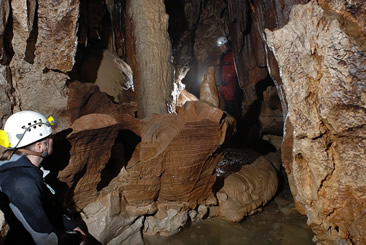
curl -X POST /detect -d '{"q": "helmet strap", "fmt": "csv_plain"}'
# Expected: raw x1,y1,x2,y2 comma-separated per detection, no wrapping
17,148,44,158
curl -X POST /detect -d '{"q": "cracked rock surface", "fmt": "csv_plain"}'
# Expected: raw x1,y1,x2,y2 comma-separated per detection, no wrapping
266,1,366,244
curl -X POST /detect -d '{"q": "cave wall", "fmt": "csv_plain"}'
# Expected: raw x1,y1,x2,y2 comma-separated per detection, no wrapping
6,0,79,130
172,1,365,243
266,1,366,244
0,0,365,244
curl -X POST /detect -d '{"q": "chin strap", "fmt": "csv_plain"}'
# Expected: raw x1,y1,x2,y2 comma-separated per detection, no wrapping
17,149,47,158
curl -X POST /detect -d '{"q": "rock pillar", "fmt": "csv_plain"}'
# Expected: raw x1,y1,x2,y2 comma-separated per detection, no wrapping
126,0,173,118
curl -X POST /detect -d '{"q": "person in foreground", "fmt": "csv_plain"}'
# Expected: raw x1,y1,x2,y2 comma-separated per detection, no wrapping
0,110,86,245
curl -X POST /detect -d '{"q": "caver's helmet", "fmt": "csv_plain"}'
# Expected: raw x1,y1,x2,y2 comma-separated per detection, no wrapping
0,111,56,149
216,36,228,47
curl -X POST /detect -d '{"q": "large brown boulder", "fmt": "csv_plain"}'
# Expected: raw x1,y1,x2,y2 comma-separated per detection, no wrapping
211,155,278,222
47,99,231,243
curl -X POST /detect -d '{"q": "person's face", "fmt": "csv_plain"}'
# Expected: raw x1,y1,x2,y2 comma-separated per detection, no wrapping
219,44,228,53
44,136,54,155
35,136,54,155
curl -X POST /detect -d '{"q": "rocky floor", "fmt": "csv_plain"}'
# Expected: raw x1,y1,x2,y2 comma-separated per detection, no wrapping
144,183,315,245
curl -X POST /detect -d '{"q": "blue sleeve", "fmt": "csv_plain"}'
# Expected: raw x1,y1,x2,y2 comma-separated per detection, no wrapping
3,176,82,245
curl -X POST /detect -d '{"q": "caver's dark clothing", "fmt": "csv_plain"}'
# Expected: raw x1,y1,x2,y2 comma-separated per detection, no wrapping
0,154,83,245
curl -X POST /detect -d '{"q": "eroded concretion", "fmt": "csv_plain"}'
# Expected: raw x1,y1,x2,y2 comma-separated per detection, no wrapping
266,1,366,244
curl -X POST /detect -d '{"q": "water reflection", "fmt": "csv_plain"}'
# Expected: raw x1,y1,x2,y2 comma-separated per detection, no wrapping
144,187,314,245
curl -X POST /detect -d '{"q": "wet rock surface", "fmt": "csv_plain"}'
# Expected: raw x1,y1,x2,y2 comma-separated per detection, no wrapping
144,184,314,245
215,148,258,179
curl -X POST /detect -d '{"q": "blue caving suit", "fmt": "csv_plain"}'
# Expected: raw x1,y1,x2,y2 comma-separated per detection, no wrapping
0,154,83,245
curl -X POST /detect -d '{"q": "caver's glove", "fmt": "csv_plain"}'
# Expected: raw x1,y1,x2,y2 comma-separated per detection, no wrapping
63,208,78,231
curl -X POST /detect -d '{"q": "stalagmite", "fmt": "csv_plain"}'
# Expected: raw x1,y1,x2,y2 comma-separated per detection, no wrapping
200,66,219,108
125,0,173,118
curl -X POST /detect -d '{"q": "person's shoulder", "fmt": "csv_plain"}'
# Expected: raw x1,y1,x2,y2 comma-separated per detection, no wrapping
1,166,39,191
2,174,41,202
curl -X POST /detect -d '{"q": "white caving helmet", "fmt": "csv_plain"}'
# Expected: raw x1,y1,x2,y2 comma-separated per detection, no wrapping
216,36,228,47
1,111,56,149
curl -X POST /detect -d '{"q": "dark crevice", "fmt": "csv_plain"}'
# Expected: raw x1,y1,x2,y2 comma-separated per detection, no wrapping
164,0,186,52
1,6,14,65
24,1,38,64
97,130,141,191
68,0,112,84
233,76,277,154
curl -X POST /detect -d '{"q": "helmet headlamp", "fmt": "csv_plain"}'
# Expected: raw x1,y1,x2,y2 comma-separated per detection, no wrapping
46,115,58,127
0,130,11,148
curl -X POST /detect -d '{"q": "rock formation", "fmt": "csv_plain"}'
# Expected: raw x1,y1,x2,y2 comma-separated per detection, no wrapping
200,67,219,108
1,0,365,244
44,87,233,243
125,0,173,118
212,156,278,222
80,49,134,104
266,1,366,244
0,66,11,127
0,209,8,244
8,0,79,130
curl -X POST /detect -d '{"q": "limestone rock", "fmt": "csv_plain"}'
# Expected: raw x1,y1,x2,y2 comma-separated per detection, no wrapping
0,209,8,243
8,0,80,131
0,0,10,62
68,81,137,123
0,66,12,127
214,156,278,222
262,135,283,152
258,86,283,136
318,0,366,33
81,193,144,245
10,60,70,131
10,0,78,68
143,204,188,236
10,0,35,60
126,0,173,118
200,66,219,108
176,89,198,107
35,0,79,71
46,100,230,241
50,114,128,209
266,1,366,244
123,101,227,209
80,49,134,103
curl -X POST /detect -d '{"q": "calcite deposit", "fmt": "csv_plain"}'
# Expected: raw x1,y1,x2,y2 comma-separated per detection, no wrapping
45,95,232,243
266,1,366,244
212,156,278,222
80,49,134,104
1,0,365,244
0,209,8,242
200,67,219,108
8,0,79,131
0,66,11,126
126,0,173,118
